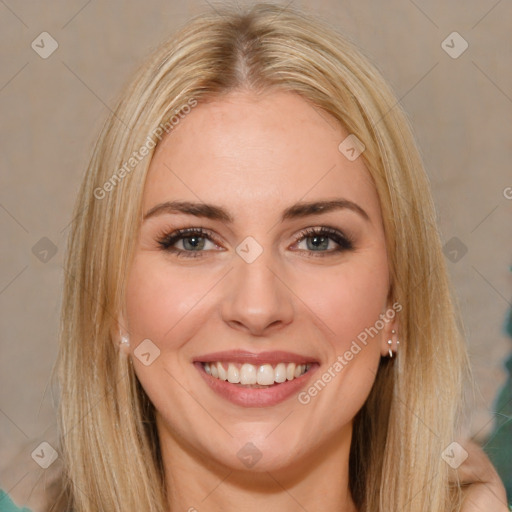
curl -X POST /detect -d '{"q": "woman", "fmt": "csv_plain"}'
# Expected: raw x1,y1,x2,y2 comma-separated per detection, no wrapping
45,3,508,512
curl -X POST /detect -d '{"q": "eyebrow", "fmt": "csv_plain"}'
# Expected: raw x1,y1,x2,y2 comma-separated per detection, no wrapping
143,199,370,223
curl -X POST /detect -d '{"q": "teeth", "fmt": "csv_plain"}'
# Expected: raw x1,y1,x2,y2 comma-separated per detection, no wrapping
286,363,295,381
275,362,287,383
217,362,227,381
240,363,257,385
203,361,311,385
227,363,240,384
257,364,275,385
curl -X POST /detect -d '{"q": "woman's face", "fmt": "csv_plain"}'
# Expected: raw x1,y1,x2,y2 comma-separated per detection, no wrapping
124,90,395,474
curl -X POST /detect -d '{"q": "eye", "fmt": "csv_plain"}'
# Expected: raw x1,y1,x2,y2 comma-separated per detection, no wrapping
292,226,354,257
156,226,354,259
156,227,223,258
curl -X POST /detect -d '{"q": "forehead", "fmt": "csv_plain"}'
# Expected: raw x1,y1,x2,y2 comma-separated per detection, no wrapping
142,90,381,224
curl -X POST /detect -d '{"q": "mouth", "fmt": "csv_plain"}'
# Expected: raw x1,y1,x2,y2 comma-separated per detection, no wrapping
193,350,319,407
202,361,312,388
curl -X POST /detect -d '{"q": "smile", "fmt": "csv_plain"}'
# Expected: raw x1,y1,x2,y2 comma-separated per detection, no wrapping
194,350,319,407
203,361,311,387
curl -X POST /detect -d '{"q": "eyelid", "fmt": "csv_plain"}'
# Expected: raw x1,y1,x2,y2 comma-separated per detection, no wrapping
291,226,354,255
156,226,223,249
155,224,354,259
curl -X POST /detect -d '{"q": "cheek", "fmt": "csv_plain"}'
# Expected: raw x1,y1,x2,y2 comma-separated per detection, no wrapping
124,254,209,341
295,252,390,348
292,255,389,425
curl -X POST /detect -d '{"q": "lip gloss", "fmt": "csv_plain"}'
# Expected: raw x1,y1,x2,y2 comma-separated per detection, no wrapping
194,361,319,407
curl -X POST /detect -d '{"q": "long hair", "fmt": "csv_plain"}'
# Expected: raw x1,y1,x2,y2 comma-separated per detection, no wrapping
54,3,470,511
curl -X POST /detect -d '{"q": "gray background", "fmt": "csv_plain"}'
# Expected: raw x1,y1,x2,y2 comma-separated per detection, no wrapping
1,0,511,509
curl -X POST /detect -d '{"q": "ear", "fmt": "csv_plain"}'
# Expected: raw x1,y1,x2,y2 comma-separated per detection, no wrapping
379,300,402,358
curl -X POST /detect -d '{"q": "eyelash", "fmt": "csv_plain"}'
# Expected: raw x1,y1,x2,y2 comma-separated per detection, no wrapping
156,226,354,259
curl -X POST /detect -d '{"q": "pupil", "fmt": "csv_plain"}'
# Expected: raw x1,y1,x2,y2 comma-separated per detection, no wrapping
308,235,328,251
184,236,204,250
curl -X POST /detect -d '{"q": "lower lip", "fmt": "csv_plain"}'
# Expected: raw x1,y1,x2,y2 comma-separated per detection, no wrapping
194,362,319,407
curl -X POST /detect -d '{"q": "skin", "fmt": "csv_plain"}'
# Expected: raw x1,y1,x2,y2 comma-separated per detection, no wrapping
454,439,509,511
120,90,507,511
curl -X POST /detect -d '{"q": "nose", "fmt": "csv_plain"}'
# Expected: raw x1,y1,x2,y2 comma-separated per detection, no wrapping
220,250,295,337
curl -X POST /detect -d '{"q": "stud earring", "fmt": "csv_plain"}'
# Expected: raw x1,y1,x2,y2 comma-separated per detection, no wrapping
119,333,130,347
387,339,393,358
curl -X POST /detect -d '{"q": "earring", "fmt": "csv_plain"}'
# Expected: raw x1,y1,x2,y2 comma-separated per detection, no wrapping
388,329,400,358
119,333,130,347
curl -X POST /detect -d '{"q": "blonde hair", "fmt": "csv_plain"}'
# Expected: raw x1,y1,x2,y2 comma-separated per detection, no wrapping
54,3,470,511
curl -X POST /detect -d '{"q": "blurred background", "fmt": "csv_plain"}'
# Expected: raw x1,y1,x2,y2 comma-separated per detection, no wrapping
1,0,511,509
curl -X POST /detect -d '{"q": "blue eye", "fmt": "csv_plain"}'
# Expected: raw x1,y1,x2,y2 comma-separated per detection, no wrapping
157,228,220,258
157,226,354,259
293,227,354,256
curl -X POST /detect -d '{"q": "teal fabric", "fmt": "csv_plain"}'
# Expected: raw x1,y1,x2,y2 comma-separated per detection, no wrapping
0,489,32,512
484,304,512,506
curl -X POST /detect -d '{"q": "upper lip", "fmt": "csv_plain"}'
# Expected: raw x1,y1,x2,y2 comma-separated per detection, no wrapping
194,349,319,366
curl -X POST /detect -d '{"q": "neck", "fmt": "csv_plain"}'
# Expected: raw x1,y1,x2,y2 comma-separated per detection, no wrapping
157,414,358,512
